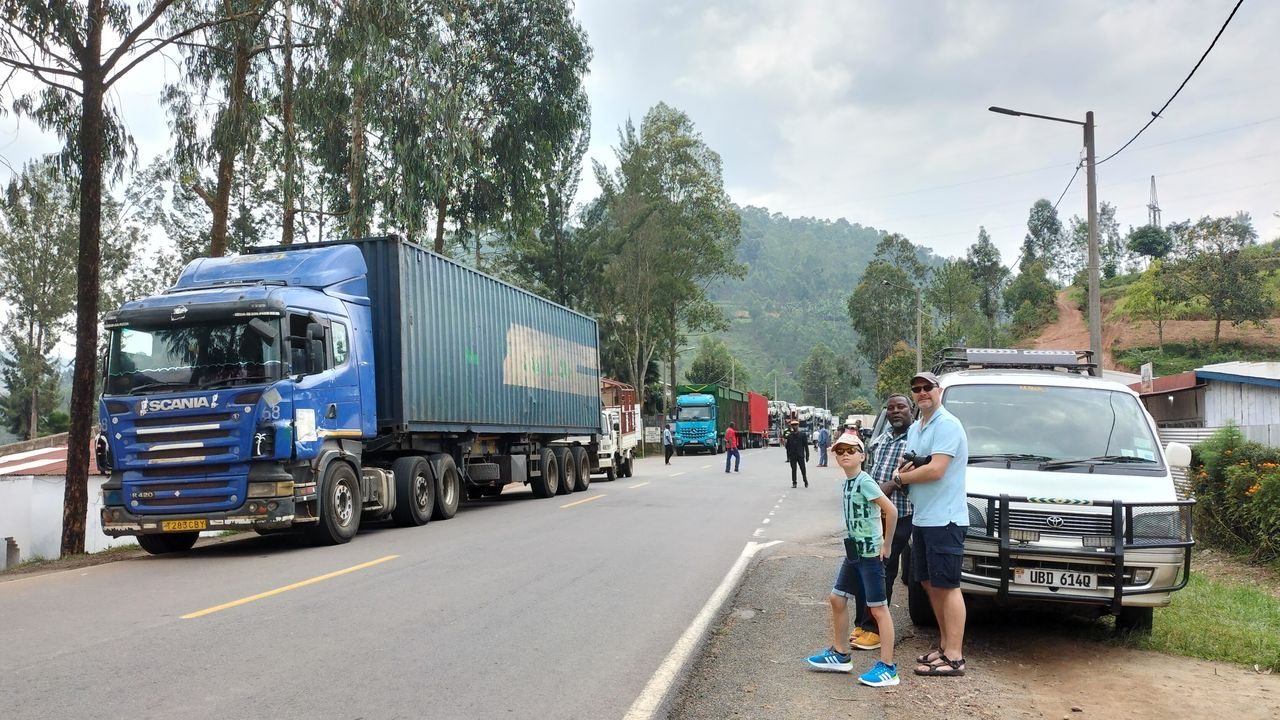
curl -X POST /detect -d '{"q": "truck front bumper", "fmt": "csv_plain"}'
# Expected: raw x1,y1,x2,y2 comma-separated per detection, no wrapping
101,498,297,536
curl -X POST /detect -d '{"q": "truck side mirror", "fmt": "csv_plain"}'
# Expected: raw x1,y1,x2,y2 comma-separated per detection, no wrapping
306,323,325,373
612,422,620,432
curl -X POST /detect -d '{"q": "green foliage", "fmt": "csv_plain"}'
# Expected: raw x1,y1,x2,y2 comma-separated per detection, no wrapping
686,337,748,387
846,234,933,370
874,342,916,400
1127,224,1173,261
1020,198,1064,275
1003,261,1057,338
796,343,851,407
926,259,984,347
1115,342,1280,376
1164,215,1275,346
1110,260,1191,350
965,226,1008,343
1192,426,1280,563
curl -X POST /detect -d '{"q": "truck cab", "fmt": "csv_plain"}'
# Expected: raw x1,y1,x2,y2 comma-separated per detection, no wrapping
674,393,718,455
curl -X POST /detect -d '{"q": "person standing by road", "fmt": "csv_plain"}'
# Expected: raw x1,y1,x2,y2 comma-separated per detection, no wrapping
816,424,831,467
663,425,674,465
850,393,914,652
805,430,899,687
784,419,810,488
724,422,741,473
895,371,969,677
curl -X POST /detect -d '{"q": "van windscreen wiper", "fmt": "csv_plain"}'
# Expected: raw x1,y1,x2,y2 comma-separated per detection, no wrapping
1040,454,1158,470
968,453,1052,467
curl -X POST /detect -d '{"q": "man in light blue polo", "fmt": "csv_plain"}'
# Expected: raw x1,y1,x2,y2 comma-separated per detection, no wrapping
893,370,968,678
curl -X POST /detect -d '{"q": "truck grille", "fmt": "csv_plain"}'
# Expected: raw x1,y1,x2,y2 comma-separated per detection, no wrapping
123,411,246,514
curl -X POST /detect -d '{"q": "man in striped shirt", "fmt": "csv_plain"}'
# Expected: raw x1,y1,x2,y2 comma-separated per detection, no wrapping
850,393,915,651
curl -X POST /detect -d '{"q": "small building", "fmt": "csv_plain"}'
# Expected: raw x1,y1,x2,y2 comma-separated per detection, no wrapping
1129,362,1280,446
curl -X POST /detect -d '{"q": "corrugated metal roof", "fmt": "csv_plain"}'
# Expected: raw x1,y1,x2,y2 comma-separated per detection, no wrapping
1197,361,1280,389
1128,370,1205,396
0,443,102,477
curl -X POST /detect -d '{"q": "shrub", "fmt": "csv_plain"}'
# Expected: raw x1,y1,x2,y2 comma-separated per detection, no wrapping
1192,425,1280,561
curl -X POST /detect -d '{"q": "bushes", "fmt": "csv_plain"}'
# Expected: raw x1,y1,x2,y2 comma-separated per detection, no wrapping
1193,425,1280,562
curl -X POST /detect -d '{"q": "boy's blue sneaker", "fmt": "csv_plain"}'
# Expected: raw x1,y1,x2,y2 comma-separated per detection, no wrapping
805,647,853,673
858,660,900,687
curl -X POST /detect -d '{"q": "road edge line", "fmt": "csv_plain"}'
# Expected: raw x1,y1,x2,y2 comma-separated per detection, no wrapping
622,540,781,720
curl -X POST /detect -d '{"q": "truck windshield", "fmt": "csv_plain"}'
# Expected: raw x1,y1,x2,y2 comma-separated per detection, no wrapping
105,319,283,394
943,384,1163,468
677,406,712,421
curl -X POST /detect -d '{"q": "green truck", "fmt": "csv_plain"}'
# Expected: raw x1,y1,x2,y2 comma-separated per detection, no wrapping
673,384,749,455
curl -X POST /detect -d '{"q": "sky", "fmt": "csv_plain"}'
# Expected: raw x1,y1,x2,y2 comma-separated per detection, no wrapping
574,0,1280,263
1,0,1277,270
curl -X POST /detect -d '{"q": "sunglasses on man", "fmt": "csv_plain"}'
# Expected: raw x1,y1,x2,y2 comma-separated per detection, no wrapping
910,382,935,394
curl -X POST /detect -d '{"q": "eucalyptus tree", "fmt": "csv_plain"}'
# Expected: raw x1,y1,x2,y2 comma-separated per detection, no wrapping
0,0,238,555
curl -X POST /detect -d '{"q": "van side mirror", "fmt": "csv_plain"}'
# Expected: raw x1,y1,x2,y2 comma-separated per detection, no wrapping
1164,442,1192,468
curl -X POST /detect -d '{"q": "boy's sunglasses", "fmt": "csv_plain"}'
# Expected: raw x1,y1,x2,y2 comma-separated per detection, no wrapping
910,382,935,394
831,446,864,456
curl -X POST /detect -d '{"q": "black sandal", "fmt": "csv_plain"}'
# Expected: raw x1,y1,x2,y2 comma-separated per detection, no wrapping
914,654,966,677
915,648,943,664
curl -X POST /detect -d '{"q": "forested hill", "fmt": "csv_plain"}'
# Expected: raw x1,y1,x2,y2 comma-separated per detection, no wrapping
707,206,942,401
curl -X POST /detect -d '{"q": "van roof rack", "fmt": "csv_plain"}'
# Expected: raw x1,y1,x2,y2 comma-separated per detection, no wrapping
933,347,1099,377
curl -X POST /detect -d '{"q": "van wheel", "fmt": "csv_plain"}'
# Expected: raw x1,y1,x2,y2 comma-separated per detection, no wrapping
431,455,461,520
555,447,576,495
307,461,362,545
137,532,199,555
391,456,433,527
1115,607,1153,634
572,446,591,491
531,449,559,498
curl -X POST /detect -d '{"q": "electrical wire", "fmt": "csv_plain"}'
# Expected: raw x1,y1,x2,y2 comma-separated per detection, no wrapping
1097,0,1246,165
1052,162,1083,212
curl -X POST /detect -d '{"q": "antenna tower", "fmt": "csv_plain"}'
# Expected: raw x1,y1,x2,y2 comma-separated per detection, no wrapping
1147,176,1161,227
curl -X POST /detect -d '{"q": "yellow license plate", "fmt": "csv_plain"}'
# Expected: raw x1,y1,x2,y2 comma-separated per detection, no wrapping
161,519,207,532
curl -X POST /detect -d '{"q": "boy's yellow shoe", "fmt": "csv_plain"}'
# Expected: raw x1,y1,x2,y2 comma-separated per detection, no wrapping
852,630,881,651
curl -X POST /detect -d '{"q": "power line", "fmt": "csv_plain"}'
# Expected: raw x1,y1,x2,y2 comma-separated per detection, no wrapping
1098,0,1246,165
1052,161,1083,212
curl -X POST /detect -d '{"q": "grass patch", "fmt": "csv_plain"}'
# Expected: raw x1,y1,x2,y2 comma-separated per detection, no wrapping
1120,573,1280,670
1115,342,1280,375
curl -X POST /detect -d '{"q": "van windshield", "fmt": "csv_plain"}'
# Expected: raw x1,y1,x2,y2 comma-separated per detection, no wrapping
942,384,1163,469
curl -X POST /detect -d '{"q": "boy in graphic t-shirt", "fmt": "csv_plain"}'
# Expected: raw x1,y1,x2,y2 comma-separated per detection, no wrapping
805,431,899,687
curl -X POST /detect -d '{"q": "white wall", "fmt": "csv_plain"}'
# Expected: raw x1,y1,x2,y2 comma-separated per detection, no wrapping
0,476,137,565
1205,380,1280,428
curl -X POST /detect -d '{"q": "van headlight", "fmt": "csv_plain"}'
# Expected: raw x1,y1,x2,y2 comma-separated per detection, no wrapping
1131,509,1187,542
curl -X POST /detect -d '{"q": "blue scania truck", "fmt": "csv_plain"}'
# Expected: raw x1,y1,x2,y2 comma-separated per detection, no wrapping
97,236,604,554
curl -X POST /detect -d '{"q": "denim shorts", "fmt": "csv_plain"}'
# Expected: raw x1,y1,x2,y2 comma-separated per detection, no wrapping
833,555,887,607
910,522,966,589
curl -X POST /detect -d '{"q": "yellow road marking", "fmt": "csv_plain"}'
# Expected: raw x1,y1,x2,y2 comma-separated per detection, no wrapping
182,555,399,619
628,482,650,489
561,494,606,509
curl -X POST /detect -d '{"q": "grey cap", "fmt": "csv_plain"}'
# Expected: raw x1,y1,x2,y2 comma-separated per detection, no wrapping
911,371,941,386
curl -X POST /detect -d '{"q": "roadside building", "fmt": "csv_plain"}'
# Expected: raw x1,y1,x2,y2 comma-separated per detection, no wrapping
1130,361,1280,446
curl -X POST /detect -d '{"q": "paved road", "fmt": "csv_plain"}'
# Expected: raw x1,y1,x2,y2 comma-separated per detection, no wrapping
0,448,843,720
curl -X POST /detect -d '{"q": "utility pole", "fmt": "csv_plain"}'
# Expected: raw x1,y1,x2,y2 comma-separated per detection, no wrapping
913,287,922,374
1084,111,1102,370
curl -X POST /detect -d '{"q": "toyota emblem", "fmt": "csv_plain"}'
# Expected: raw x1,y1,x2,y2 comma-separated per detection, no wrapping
1045,516,1064,528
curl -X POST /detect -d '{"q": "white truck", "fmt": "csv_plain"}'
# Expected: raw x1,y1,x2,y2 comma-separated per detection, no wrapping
885,348,1194,633
598,378,641,480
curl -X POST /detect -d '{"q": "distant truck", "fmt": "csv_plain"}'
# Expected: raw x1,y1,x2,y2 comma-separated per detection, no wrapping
600,378,640,480
745,391,768,448
673,384,748,455
96,236,606,554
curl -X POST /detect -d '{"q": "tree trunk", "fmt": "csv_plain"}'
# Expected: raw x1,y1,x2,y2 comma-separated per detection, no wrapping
62,16,106,557
434,183,448,254
348,83,366,239
209,43,252,257
280,0,297,245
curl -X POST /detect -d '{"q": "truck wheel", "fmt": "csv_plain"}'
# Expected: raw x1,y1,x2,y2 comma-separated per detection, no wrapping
1115,607,1153,634
137,532,199,555
622,456,633,478
431,454,461,520
307,460,362,545
555,447,576,495
906,577,936,628
391,456,433,527
572,447,591,491
531,449,559,498
675,447,683,457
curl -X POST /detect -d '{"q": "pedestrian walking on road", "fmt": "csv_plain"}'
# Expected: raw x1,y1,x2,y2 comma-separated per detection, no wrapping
663,425,674,465
816,425,831,467
784,419,809,488
724,422,741,473
805,431,899,687
896,371,969,677
851,393,914,653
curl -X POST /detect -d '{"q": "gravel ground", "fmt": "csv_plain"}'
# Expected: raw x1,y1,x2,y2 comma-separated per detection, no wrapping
670,531,1280,720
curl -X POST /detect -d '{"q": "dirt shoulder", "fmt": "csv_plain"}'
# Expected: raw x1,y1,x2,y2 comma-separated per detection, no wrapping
671,534,1280,720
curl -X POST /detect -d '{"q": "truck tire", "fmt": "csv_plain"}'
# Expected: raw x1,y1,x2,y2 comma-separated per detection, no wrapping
531,448,559,498
390,456,433,527
906,577,936,628
137,532,199,555
307,460,362,545
621,455,633,478
604,456,617,481
572,446,591,491
1115,606,1153,634
675,446,683,457
555,447,576,495
431,454,461,520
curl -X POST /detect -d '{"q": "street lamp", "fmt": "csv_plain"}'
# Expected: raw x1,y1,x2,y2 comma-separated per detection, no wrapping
988,105,1101,369
881,279,923,373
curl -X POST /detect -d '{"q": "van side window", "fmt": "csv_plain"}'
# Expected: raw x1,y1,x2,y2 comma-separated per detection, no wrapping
332,323,349,367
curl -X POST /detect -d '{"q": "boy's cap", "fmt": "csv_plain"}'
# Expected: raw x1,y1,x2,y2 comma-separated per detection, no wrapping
911,371,941,386
831,432,863,449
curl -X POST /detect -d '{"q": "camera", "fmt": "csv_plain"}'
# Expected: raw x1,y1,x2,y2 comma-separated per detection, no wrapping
901,451,932,468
